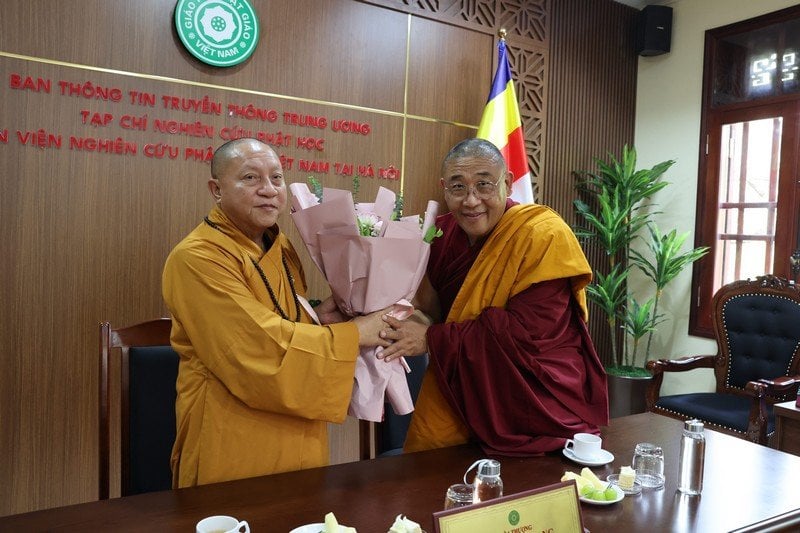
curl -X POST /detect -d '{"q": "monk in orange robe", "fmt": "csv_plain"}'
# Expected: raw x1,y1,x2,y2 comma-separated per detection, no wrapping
163,138,388,487
379,138,609,456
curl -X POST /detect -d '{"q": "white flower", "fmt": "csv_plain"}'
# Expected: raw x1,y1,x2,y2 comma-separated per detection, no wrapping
356,212,383,237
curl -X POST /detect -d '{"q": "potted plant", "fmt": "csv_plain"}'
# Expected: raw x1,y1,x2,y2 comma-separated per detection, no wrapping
573,146,709,416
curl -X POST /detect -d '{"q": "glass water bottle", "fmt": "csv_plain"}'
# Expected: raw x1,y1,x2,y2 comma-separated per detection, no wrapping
471,459,503,503
678,419,705,495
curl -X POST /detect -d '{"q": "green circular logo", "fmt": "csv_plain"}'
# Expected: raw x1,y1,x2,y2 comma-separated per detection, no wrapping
174,0,259,67
508,510,520,526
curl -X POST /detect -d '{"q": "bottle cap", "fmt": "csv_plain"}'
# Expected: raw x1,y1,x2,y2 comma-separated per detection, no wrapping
477,459,501,476
684,419,704,432
463,458,501,484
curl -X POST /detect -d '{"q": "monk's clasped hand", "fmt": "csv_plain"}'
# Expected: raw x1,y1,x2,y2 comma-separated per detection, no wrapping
378,315,428,362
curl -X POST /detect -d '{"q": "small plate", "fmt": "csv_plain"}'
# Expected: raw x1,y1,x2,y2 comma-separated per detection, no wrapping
607,474,643,495
562,447,614,466
579,483,624,506
289,524,349,533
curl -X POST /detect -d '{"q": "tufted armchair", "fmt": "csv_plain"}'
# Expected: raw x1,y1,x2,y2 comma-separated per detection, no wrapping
646,275,800,446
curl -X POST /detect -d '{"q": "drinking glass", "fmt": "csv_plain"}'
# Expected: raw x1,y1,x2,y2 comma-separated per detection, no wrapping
632,442,665,489
444,483,474,509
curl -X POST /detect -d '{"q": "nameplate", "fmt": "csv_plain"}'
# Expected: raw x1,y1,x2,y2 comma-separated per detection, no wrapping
433,481,583,533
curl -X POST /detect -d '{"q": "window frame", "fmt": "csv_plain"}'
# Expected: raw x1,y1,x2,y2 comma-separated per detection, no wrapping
690,5,800,337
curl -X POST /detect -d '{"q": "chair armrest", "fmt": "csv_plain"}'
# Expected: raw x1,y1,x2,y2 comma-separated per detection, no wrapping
744,376,800,398
646,355,716,375
743,376,799,445
645,355,716,412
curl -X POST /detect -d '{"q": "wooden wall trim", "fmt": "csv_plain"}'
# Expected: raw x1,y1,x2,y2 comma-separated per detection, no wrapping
357,0,549,47
359,0,549,197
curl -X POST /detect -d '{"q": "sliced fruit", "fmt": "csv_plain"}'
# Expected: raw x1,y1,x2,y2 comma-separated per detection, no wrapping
561,471,590,492
324,512,339,532
580,467,606,490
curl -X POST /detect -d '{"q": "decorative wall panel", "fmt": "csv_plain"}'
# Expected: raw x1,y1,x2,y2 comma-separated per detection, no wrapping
370,0,548,45
505,41,547,195
360,0,548,197
546,0,638,364
497,0,548,43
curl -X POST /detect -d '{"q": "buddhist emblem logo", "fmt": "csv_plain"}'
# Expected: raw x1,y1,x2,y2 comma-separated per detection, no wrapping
174,0,260,67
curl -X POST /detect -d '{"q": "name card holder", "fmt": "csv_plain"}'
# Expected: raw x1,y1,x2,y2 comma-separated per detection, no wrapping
433,481,584,533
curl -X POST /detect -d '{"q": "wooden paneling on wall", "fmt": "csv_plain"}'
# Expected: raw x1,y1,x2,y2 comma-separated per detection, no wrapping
546,0,639,362
0,0,489,516
0,0,638,517
362,0,549,199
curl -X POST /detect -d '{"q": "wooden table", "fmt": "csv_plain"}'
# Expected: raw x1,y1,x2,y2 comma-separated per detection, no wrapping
775,399,800,456
2,413,800,532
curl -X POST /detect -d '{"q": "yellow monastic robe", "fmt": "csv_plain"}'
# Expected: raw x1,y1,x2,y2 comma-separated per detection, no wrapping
404,204,595,452
162,207,359,488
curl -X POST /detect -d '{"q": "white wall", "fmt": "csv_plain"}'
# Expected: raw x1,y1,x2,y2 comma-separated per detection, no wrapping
633,0,798,395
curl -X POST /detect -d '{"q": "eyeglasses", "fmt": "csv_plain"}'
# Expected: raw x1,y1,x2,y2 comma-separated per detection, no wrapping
443,176,503,201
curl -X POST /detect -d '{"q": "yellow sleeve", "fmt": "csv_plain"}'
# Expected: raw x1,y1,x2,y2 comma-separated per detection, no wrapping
163,239,359,422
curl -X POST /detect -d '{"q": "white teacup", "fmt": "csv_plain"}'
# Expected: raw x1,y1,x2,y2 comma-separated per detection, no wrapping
564,433,602,460
196,515,250,533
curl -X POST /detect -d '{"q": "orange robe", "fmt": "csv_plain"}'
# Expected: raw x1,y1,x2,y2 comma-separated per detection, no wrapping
404,203,609,455
162,207,359,487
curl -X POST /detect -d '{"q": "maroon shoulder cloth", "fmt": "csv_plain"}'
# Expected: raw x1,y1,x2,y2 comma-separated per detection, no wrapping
425,204,609,456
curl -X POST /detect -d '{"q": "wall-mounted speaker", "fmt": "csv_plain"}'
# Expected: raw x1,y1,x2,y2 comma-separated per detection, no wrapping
635,5,673,57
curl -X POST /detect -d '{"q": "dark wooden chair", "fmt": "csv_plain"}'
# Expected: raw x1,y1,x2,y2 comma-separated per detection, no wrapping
98,318,179,499
646,275,800,446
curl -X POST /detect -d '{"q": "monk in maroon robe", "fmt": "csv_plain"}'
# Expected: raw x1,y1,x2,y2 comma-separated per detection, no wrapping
379,138,609,456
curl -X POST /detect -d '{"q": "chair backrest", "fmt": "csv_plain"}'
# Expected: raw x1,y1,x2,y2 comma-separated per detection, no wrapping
712,275,800,395
99,318,178,499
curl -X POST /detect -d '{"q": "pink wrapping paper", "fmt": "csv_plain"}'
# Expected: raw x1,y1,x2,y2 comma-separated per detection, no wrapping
290,183,438,422
349,300,415,421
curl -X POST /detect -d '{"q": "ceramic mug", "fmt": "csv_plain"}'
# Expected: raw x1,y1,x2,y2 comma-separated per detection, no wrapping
196,515,250,533
564,432,602,461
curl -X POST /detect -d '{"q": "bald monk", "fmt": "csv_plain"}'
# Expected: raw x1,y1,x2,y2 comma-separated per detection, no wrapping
163,138,388,487
379,138,609,456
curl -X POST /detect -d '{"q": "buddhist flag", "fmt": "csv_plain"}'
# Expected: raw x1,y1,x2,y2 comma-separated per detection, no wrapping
477,39,534,204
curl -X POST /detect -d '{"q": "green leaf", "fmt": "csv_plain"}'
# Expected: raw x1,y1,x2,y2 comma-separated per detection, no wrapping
423,225,443,243
631,225,710,291
620,298,662,339
392,192,405,221
307,175,323,203
572,145,705,369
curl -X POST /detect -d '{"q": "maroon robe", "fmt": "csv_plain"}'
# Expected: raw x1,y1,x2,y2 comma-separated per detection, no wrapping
423,201,609,456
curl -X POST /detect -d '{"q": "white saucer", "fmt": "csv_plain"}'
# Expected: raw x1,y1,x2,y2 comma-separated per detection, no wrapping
607,474,643,495
289,524,349,533
562,447,614,466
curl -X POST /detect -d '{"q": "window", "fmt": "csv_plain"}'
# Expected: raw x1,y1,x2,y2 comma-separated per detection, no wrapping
691,6,800,336
714,116,780,287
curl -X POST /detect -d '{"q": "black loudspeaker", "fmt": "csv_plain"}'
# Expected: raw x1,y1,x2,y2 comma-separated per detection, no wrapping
635,5,673,57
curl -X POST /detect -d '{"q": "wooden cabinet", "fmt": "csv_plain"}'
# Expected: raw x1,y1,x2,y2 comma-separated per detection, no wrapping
774,400,800,455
